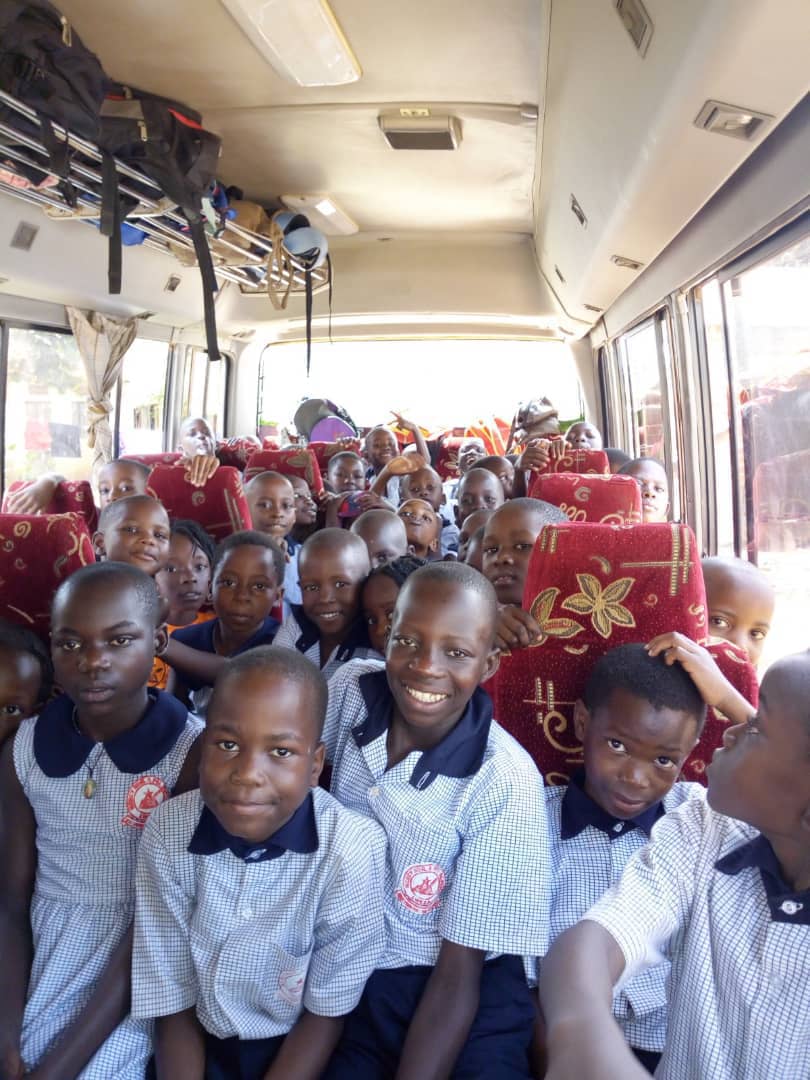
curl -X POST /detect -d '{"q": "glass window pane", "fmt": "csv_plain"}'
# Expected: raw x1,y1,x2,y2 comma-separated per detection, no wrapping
181,350,227,437
723,230,810,670
117,339,169,456
258,339,579,437
621,320,664,458
4,327,96,488
699,279,736,555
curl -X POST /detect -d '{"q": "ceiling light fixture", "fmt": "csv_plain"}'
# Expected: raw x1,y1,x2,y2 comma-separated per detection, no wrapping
221,0,361,86
281,194,359,235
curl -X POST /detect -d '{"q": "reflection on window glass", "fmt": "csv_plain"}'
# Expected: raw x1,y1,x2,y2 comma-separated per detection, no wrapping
257,339,579,437
621,320,664,459
700,279,736,556
4,327,100,487
181,349,227,436
117,339,169,456
723,230,810,670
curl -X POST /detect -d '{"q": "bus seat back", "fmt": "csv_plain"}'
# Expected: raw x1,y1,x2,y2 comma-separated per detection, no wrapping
147,464,250,542
529,472,642,524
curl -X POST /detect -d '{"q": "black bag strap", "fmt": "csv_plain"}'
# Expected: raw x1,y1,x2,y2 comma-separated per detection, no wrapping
99,150,122,292
187,216,221,361
36,111,75,206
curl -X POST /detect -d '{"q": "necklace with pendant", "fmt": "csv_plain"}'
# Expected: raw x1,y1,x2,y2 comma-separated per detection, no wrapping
72,708,103,799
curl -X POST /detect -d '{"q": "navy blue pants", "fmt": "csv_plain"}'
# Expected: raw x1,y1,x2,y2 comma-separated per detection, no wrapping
204,1030,285,1080
325,955,534,1079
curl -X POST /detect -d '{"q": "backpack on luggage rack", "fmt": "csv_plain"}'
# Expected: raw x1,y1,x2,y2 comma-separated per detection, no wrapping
0,0,108,204
98,84,223,360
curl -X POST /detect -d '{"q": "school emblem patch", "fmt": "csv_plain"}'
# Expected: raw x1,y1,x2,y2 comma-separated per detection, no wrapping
278,967,306,1005
121,775,170,828
396,862,446,914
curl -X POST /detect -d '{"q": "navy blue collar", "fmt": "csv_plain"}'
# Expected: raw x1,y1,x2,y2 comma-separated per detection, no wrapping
289,604,370,660
353,669,492,790
188,792,319,863
716,834,810,925
560,770,664,841
33,690,189,777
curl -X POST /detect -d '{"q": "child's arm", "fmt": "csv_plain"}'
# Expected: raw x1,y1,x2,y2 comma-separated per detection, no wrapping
539,922,648,1080
369,454,426,497
0,739,35,1080
4,473,63,515
494,604,543,652
392,414,431,464
180,455,219,487
396,940,486,1080
646,632,755,726
264,1012,344,1080
162,636,228,687
153,1009,205,1080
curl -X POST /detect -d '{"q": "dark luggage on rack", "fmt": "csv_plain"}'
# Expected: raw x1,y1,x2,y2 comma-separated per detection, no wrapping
0,0,108,203
98,85,223,360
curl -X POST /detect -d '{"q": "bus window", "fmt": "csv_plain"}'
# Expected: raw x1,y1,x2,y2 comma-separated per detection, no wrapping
257,338,580,436
721,229,810,669
3,326,100,489
181,348,228,436
698,279,736,556
116,338,170,456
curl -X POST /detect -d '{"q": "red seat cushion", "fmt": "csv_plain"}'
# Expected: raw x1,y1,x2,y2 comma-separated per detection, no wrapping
533,447,610,476
244,448,324,496
215,437,261,471
0,513,95,644
434,436,464,480
147,465,251,542
529,473,642,525
262,437,280,450
307,439,362,474
2,479,99,533
123,452,182,468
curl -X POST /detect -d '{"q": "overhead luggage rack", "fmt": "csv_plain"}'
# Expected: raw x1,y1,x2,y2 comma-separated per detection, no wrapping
0,89,330,297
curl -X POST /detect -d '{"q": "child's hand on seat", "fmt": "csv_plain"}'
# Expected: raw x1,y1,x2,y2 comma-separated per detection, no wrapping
495,604,543,652
5,475,60,515
356,492,395,512
517,439,553,473
181,454,219,487
646,632,755,725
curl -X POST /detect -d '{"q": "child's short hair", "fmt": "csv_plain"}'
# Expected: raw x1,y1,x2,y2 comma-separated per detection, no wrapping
212,530,285,583
582,643,707,732
618,456,666,476
401,561,498,628
0,619,53,703
604,447,631,471
328,451,364,471
114,458,152,481
97,493,166,531
53,562,162,626
170,519,215,566
367,554,426,589
501,496,568,525
213,645,328,737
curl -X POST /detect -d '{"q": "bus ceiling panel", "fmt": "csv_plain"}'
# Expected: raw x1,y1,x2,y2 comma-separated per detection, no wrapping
534,0,810,329
212,233,561,339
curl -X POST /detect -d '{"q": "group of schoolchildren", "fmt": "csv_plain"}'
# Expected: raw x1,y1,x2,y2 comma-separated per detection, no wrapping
0,405,805,1080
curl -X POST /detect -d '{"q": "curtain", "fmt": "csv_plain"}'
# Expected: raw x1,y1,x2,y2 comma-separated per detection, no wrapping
65,307,139,473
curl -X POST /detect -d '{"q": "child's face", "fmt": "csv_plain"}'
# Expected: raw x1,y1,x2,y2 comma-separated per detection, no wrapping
624,460,669,523
362,573,400,655
213,546,281,640
398,499,441,559
289,477,317,526
482,505,543,606
479,458,515,499
97,462,149,509
457,438,486,474
707,656,810,835
455,471,504,526
157,534,212,627
51,580,161,725
299,544,369,641
703,565,774,667
354,515,409,569
328,454,366,493
401,468,444,512
465,529,486,573
366,428,398,471
201,667,324,843
387,578,498,741
178,417,215,458
247,475,296,541
0,646,43,743
95,501,171,575
566,422,603,451
457,510,492,562
574,688,699,819
516,398,560,440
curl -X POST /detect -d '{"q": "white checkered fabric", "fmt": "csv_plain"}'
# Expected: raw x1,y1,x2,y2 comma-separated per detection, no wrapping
273,609,377,678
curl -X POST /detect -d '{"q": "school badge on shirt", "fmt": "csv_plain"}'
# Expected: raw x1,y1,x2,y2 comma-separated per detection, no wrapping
396,863,447,914
122,775,170,828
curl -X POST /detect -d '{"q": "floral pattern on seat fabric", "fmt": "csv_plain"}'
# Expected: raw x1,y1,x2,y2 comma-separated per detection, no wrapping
528,473,642,525
147,465,251,543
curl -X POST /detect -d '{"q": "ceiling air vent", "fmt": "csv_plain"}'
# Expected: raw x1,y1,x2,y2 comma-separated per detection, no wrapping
694,100,773,141
615,0,653,57
10,221,38,251
611,254,644,271
379,113,461,150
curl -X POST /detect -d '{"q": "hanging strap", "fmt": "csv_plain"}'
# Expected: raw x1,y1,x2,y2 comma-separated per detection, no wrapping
36,112,76,206
188,215,221,361
305,268,313,377
100,151,123,293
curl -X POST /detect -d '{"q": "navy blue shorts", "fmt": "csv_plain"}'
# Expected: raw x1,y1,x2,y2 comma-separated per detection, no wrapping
325,954,534,1079
204,1030,285,1080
